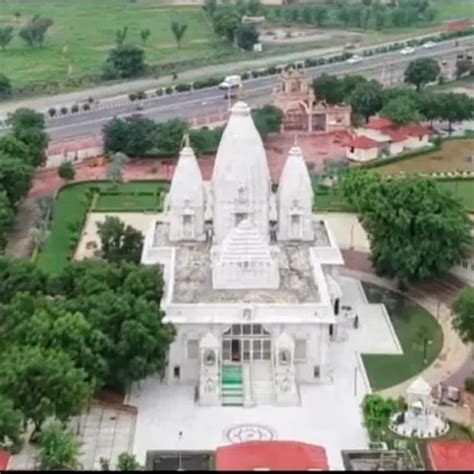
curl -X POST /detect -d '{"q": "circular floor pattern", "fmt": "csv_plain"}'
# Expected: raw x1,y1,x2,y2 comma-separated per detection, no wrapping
225,424,276,444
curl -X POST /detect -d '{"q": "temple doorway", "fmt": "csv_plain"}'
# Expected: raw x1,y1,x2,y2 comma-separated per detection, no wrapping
222,324,272,363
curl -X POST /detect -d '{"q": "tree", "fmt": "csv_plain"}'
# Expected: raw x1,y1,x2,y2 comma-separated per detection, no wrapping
354,175,471,286
0,74,11,100
251,105,283,140
58,161,75,182
375,9,386,30
312,74,345,105
1,293,108,386
381,96,421,126
247,0,263,16
0,256,47,305
140,28,151,46
38,421,80,470
0,155,35,207
340,168,383,212
213,7,241,42
0,26,13,51
103,115,158,156
0,346,92,434
50,260,175,390
0,136,30,163
455,59,473,79
0,190,14,250
115,26,128,47
350,80,384,123
106,152,128,185
453,288,474,343
204,0,218,18
103,46,145,79
19,16,53,48
342,75,367,98
171,21,187,48
116,452,142,471
418,91,442,126
0,396,22,452
404,58,441,91
313,6,327,27
97,216,144,264
156,118,189,155
362,394,398,440
436,92,474,134
337,6,351,27
236,24,259,51
362,6,371,30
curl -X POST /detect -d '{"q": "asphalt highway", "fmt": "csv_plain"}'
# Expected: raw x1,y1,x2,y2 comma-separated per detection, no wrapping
7,37,474,142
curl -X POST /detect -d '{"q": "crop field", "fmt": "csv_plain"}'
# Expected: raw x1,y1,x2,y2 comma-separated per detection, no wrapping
1,0,229,86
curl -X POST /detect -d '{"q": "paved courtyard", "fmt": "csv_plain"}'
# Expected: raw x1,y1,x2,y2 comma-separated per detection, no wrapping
127,276,401,470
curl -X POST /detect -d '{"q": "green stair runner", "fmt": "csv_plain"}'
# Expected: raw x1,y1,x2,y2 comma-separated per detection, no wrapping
221,365,243,406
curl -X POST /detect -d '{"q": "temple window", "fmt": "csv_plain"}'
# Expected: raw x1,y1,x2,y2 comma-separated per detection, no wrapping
290,214,302,239
182,214,194,239
295,339,307,361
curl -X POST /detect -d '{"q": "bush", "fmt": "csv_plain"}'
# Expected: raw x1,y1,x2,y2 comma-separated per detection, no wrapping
82,103,90,112
70,104,79,113
156,89,163,97
165,86,174,95
129,93,137,101
175,83,192,92
87,96,94,104
60,106,68,115
241,72,250,80
136,90,147,100
48,108,57,118
466,377,474,394
38,421,80,470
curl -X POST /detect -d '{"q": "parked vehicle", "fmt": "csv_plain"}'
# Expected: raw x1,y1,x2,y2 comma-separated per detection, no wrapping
346,55,362,64
422,41,436,48
218,75,242,91
400,47,416,55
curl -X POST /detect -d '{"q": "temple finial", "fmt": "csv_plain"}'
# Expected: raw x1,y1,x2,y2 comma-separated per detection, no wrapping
182,133,190,148
236,83,244,101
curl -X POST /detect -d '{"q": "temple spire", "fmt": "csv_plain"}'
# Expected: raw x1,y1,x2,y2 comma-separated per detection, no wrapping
182,133,191,148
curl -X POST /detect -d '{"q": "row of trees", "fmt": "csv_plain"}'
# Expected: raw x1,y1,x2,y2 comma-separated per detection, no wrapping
102,105,282,157
312,58,474,127
266,0,436,31
0,15,53,51
0,108,49,249
0,255,174,449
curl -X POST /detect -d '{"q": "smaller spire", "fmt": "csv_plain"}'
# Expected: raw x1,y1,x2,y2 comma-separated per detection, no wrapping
182,133,191,149
293,133,298,146
236,83,244,101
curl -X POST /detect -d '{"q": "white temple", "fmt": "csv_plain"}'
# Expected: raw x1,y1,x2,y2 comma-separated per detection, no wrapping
141,101,345,406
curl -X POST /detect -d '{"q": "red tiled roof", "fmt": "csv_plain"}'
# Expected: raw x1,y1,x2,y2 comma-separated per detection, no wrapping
348,135,379,150
216,441,329,471
383,129,408,142
428,441,474,471
398,123,430,137
367,117,393,131
0,450,10,470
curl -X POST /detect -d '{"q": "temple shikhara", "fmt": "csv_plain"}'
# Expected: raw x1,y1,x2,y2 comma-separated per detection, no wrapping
141,101,345,406
272,68,351,134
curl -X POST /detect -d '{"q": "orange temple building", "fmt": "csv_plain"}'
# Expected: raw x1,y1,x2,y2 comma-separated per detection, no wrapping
272,68,352,134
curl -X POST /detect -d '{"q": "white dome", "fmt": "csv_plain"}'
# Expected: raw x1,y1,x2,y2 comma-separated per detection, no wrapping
212,101,270,201
278,146,312,208
169,146,203,208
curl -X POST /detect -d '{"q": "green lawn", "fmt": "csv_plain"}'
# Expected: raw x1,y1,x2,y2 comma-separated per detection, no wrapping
432,0,474,22
436,180,474,211
1,1,229,86
361,282,444,392
36,181,167,274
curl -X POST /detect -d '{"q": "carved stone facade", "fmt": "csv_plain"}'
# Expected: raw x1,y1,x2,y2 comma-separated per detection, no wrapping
272,68,352,134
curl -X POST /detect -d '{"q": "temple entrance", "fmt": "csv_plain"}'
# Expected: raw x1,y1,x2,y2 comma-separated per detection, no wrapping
222,324,272,362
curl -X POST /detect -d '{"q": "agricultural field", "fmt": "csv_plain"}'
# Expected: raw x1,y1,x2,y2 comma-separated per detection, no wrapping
1,0,228,87
432,0,474,22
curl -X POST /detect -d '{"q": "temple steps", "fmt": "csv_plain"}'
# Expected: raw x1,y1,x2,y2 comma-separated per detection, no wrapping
250,361,275,405
221,364,243,406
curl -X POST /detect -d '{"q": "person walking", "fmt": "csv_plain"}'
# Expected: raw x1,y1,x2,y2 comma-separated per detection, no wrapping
354,314,359,329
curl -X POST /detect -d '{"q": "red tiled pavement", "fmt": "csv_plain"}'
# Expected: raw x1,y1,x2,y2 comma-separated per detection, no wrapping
0,450,10,470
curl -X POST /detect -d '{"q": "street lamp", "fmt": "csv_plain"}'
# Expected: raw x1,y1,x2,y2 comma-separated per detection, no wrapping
354,366,358,397
423,338,432,364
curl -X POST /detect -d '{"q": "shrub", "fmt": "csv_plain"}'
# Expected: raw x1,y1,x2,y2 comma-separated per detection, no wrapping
60,106,68,115
465,377,474,394
87,96,94,104
48,108,56,118
241,72,250,80
70,104,79,113
156,89,163,97
128,93,137,101
175,83,192,92
165,86,174,95
82,103,90,112
136,90,147,100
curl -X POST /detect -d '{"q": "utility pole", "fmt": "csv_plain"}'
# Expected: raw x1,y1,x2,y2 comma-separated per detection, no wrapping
178,430,183,471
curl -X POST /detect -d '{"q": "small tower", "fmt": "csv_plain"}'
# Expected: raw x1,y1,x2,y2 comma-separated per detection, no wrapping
168,137,205,241
277,145,314,241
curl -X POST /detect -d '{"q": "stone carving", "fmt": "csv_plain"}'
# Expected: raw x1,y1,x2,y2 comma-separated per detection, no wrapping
226,424,275,444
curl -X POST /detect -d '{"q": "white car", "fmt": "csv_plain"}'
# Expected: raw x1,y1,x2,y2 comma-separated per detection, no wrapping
346,55,362,64
218,75,242,91
400,47,416,55
422,41,436,49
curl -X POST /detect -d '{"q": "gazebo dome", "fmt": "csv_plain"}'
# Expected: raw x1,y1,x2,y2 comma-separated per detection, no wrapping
407,377,432,397
169,145,203,208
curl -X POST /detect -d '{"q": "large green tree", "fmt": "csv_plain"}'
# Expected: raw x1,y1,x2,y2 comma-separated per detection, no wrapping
0,26,14,52
0,190,14,250
436,92,474,134
340,168,383,212
0,136,30,163
213,7,241,42
381,96,421,126
103,115,158,156
404,58,441,91
0,155,35,207
0,346,92,434
0,395,23,452
236,24,259,51
362,394,398,441
0,73,11,99
97,216,144,264
103,46,146,79
156,118,188,155
312,74,345,105
453,288,474,343
251,105,283,139
350,174,471,286
350,80,384,123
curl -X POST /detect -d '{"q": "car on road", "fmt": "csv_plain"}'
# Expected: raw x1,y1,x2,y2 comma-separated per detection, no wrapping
422,41,436,49
219,75,243,99
346,55,363,64
400,47,416,55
